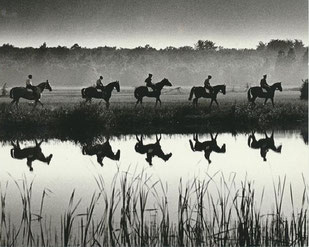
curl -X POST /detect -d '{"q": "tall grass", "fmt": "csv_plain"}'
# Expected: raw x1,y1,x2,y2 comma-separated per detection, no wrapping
0,171,308,246
0,100,307,135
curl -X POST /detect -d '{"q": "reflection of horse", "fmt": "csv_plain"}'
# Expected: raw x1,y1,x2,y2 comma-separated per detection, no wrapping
10,81,52,108
134,78,172,107
247,82,282,106
82,139,120,166
247,131,282,161
135,134,172,166
81,81,120,108
189,133,226,164
10,140,53,171
188,85,226,108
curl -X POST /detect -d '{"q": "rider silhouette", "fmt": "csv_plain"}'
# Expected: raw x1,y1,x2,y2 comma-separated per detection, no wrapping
26,75,37,94
145,73,155,91
95,76,104,92
204,75,213,94
260,74,270,93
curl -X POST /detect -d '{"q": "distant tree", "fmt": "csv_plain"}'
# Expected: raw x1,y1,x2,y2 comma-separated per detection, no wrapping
303,48,308,63
39,42,47,49
70,43,81,50
178,46,193,51
293,39,304,50
267,39,294,52
194,40,217,50
286,48,296,63
300,79,308,100
256,41,266,51
1,83,7,96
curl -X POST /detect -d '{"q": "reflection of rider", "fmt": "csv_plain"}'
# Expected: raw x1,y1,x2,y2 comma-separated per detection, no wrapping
260,74,270,93
145,73,155,91
204,75,213,94
95,76,104,92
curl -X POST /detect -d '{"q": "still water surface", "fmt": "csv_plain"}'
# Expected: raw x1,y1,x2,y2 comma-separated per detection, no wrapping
0,130,308,221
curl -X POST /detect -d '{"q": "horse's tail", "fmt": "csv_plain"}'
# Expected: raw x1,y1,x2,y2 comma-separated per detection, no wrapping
9,88,14,99
81,88,86,98
247,88,252,101
188,87,195,100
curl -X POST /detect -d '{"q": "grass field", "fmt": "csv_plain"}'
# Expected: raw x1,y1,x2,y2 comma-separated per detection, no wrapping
0,88,307,138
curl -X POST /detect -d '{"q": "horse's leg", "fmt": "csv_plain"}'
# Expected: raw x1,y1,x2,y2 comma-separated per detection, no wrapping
38,100,44,107
209,99,213,109
155,98,160,107
264,98,268,105
214,99,219,106
135,99,140,108
10,99,16,105
106,100,110,109
271,98,274,107
158,97,162,106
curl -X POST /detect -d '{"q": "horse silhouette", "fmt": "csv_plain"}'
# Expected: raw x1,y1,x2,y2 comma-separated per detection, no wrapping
188,85,226,108
81,81,120,108
135,134,172,166
82,139,120,166
247,131,282,161
247,82,282,106
10,140,53,171
10,81,52,108
134,78,172,107
189,133,226,164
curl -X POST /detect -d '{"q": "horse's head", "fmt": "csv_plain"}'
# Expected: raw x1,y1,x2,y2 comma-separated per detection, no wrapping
275,82,282,92
162,78,172,87
113,81,120,92
222,84,226,95
135,135,144,153
45,80,52,91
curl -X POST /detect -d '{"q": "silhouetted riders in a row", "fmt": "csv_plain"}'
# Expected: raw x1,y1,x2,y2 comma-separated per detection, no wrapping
9,132,282,171
8,73,282,109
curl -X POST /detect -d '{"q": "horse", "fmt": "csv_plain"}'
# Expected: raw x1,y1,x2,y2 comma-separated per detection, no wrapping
188,85,226,108
135,134,172,166
10,81,52,108
189,133,226,164
82,139,120,167
81,81,120,108
134,78,172,107
10,140,53,171
247,82,282,106
247,131,282,161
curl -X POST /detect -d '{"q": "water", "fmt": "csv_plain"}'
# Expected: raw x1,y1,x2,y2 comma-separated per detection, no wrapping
0,130,308,224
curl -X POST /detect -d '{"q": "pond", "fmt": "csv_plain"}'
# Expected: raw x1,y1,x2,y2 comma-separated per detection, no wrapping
0,130,308,246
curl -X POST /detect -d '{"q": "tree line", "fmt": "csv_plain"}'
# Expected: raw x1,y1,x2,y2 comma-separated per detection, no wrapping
0,39,307,89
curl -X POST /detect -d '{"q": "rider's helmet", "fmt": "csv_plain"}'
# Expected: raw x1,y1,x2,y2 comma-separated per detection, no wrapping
100,76,103,79
28,75,32,79
263,74,267,78
148,73,152,77
208,75,212,79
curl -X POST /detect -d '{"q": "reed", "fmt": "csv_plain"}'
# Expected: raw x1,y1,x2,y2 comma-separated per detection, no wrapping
0,171,307,246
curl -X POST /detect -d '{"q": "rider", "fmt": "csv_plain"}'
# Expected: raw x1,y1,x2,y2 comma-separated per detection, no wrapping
95,76,104,92
25,74,38,96
145,73,155,91
204,75,213,94
260,74,271,93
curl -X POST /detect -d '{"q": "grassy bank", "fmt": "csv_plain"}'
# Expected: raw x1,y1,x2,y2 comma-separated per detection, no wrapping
0,100,307,136
0,172,308,247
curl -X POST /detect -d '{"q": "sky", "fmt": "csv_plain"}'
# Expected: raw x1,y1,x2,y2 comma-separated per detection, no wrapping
0,0,308,49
